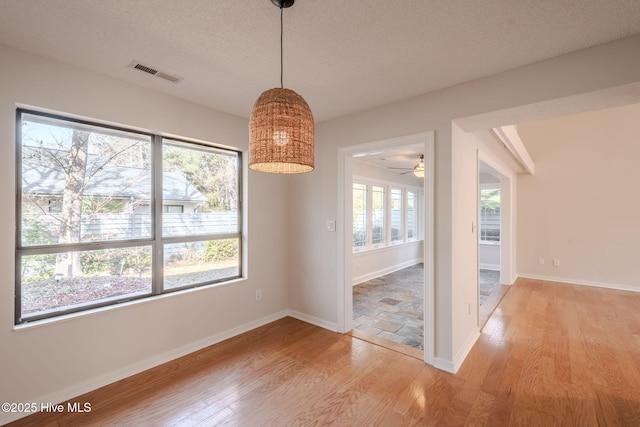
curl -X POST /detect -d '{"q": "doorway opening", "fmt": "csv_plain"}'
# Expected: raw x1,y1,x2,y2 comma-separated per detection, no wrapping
478,160,509,327
337,132,434,364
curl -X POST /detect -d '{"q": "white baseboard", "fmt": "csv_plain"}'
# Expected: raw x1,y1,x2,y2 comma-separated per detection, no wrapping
432,327,480,375
0,310,289,426
352,258,422,286
517,273,640,293
287,310,338,332
479,263,500,271
433,357,456,373
452,328,481,373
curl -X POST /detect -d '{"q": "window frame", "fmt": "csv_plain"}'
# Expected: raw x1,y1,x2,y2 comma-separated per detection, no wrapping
15,108,243,324
48,199,62,214
479,184,500,244
163,205,184,213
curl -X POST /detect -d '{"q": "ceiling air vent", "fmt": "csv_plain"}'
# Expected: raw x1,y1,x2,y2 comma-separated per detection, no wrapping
128,61,182,84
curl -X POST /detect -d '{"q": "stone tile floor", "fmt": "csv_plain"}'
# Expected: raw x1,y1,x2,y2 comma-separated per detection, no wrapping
479,269,501,303
353,265,502,350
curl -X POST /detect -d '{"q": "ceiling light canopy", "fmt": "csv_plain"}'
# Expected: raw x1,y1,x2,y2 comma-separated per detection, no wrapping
249,0,314,174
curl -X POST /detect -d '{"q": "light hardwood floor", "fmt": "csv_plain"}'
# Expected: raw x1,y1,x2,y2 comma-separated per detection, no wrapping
8,278,640,426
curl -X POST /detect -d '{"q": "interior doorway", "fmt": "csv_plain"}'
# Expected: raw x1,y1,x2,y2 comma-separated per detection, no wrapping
478,160,508,327
337,131,435,365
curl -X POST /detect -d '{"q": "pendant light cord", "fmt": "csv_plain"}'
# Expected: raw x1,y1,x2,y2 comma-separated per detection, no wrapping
280,5,284,89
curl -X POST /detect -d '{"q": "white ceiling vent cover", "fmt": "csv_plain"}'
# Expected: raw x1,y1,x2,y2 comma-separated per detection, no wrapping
128,60,183,84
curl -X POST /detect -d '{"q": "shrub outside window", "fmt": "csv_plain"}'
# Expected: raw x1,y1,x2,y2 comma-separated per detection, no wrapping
16,109,242,324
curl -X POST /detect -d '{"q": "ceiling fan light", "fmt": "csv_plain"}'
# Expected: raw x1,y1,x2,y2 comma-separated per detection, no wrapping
413,155,425,177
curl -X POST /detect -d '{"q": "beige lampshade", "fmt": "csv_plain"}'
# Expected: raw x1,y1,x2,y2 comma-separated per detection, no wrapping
249,87,314,174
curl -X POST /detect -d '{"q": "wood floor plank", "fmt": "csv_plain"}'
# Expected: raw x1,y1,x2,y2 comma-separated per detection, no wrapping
6,279,640,426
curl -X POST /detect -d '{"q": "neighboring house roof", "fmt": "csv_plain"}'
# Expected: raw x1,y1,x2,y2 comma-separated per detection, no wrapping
22,162,207,203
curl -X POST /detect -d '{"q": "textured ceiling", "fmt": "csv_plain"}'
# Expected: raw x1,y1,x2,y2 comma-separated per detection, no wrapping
2,1,640,174
353,145,424,174
1,0,640,125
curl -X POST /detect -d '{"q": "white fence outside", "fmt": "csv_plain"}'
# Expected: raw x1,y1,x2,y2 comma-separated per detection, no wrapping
23,212,238,244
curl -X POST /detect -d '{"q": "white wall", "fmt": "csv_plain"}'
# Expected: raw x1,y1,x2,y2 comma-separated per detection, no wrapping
353,242,423,285
288,35,640,371
0,44,290,424
479,243,501,270
449,123,482,366
449,125,519,369
517,103,640,292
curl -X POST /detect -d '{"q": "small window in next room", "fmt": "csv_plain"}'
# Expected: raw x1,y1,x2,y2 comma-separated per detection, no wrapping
163,205,184,213
480,187,500,242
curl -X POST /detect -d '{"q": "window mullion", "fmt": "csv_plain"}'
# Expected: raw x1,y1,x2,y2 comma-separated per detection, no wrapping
152,135,163,295
14,254,22,324
419,189,424,240
15,112,24,324
403,188,408,242
236,153,244,277
385,184,391,244
366,185,372,248
162,233,241,245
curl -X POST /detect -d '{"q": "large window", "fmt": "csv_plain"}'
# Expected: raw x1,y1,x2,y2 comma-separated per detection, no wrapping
390,188,403,242
16,109,242,324
352,180,420,251
480,187,500,242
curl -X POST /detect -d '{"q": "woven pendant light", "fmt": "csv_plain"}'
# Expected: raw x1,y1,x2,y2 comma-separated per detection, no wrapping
249,0,314,174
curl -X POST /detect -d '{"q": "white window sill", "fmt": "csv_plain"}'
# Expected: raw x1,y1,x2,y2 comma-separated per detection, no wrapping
13,276,247,331
353,239,423,256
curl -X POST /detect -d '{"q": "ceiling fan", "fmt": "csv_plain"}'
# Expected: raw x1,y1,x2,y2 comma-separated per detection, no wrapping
388,155,424,177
